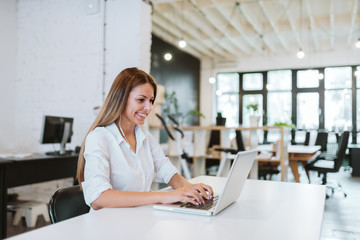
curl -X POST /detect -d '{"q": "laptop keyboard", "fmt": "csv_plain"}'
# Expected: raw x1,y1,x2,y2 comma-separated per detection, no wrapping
180,195,219,210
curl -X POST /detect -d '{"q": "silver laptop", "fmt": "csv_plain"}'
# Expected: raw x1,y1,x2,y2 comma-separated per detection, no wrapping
153,150,257,216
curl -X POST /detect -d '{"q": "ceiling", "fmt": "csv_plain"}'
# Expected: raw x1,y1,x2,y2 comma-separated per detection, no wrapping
151,0,360,61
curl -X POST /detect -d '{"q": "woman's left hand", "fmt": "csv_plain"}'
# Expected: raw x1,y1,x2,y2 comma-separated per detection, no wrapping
182,182,214,200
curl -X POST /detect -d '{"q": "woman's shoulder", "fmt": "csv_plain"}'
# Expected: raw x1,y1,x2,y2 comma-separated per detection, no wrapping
87,123,117,141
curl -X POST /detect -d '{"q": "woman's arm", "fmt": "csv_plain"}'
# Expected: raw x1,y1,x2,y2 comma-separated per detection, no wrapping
146,132,213,200
168,173,214,201
91,179,213,210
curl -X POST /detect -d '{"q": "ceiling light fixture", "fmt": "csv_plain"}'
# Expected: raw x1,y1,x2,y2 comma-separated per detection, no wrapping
178,39,187,48
178,1,187,49
356,0,360,48
164,53,172,61
297,0,305,59
297,49,305,59
209,77,216,84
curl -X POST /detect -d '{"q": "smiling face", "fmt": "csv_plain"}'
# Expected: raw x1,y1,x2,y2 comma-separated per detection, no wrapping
121,83,155,128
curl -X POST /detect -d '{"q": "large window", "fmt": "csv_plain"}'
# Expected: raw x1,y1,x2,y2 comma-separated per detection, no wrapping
297,69,319,88
214,65,359,143
267,70,292,125
243,73,263,90
242,73,264,127
325,67,352,131
216,73,239,127
297,92,319,129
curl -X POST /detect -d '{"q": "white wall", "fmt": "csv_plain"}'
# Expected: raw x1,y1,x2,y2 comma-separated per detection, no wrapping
2,0,152,201
0,0,17,152
200,47,360,126
0,0,152,154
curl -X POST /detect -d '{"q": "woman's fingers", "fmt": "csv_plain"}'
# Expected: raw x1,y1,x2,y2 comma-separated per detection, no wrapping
183,195,199,205
193,184,208,199
191,183,214,199
201,184,214,198
169,183,215,205
185,188,204,204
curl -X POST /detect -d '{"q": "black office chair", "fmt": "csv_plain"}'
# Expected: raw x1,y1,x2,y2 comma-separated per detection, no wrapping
291,130,310,145
304,131,310,145
315,131,328,151
214,130,246,154
214,130,246,176
49,185,90,223
306,131,349,198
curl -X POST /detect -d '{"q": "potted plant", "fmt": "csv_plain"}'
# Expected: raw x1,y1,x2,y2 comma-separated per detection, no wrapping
246,103,260,127
246,103,258,115
162,91,205,126
162,91,182,124
188,109,205,125
216,112,226,126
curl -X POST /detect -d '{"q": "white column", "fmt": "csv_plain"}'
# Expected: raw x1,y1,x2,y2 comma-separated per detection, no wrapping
200,58,215,126
104,0,152,94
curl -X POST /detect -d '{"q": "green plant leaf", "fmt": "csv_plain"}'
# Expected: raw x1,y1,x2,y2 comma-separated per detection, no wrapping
189,109,205,118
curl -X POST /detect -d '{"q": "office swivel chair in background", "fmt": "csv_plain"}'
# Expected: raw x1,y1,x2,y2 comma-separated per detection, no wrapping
49,185,90,223
214,130,246,177
291,130,310,145
315,131,329,151
306,131,349,198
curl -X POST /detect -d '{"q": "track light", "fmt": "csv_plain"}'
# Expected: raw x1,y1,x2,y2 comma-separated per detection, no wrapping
297,48,305,59
164,53,172,61
356,38,360,48
178,39,187,48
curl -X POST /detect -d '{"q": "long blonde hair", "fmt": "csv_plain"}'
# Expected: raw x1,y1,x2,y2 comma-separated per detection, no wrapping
77,67,157,183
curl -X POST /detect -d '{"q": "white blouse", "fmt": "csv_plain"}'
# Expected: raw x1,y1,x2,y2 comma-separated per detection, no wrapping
82,122,178,206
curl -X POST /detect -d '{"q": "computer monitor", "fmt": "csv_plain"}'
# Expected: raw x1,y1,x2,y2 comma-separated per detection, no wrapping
41,115,74,155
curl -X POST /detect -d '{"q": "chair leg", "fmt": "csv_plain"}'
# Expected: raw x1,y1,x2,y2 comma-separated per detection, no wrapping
325,180,347,199
13,208,25,226
322,173,327,185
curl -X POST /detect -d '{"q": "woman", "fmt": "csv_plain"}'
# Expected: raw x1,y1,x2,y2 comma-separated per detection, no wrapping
77,67,213,210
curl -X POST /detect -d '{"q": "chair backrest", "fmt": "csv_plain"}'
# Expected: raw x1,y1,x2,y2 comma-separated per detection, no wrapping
49,185,90,223
291,130,310,145
334,131,349,170
315,131,328,152
303,131,310,146
235,130,246,151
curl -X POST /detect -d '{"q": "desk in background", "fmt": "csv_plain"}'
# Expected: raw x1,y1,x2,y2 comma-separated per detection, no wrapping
7,176,326,240
255,145,321,182
0,154,78,239
288,145,321,183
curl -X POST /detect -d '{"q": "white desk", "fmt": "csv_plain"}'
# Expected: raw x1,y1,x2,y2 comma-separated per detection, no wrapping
7,176,326,240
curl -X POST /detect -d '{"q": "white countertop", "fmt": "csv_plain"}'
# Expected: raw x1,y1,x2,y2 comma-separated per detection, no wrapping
8,176,326,240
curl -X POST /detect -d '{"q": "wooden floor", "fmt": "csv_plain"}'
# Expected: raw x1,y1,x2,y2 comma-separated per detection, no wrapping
6,168,360,239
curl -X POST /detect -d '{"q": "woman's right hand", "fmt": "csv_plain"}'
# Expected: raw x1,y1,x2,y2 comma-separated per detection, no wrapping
160,187,205,205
